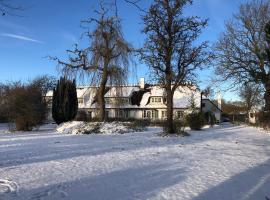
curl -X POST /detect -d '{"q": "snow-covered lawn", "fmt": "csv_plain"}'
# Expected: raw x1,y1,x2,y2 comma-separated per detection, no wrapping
0,123,270,200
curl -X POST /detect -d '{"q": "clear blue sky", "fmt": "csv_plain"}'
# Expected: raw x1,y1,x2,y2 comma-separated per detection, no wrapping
0,0,246,100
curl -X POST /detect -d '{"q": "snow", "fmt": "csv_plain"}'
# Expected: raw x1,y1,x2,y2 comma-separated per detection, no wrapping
0,123,270,200
98,122,129,134
56,121,131,135
104,86,139,98
140,92,151,106
150,86,165,96
56,121,86,134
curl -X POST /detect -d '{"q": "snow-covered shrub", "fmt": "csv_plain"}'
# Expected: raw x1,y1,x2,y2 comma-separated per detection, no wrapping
99,122,129,134
187,112,205,130
57,121,133,134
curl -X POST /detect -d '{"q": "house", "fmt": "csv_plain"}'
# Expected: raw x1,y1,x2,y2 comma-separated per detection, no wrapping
248,107,262,124
201,99,222,122
46,78,220,121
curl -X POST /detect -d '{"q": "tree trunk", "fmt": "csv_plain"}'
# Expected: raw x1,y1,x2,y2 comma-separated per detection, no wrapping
166,87,174,134
97,66,108,122
264,81,270,112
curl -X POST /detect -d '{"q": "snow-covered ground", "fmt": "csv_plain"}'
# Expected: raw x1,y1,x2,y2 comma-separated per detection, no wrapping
0,123,270,200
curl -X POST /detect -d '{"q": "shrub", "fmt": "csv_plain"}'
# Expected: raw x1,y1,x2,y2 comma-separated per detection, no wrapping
52,77,78,124
257,111,270,130
75,110,88,121
128,119,151,131
187,112,205,130
162,120,189,135
204,111,216,126
5,83,47,131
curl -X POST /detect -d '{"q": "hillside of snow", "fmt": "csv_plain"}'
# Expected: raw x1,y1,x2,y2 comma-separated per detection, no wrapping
0,123,270,199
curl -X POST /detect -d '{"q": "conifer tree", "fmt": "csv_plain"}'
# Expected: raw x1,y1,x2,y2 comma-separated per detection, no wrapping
52,77,78,124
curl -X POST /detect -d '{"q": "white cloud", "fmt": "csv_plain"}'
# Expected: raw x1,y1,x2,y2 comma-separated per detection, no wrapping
0,33,44,44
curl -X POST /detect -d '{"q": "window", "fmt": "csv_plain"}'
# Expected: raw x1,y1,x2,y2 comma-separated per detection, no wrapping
250,113,254,118
116,110,128,118
152,110,158,119
176,111,184,119
147,111,151,118
78,98,83,104
162,111,167,118
151,97,162,103
88,111,92,119
155,98,161,103
152,110,155,118
105,98,111,104
163,98,167,103
143,110,151,118
105,111,109,119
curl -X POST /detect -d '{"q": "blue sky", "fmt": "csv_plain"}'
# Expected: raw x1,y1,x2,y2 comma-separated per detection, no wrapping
0,0,246,100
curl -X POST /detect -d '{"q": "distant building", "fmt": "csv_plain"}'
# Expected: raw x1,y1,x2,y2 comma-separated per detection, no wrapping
201,99,222,122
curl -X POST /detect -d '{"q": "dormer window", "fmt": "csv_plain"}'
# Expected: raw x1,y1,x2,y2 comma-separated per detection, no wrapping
78,98,84,104
151,97,162,103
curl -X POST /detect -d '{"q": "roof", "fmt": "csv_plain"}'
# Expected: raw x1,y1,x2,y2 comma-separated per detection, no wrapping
45,83,207,110
104,86,139,98
150,86,165,96
202,99,222,112
46,90,53,97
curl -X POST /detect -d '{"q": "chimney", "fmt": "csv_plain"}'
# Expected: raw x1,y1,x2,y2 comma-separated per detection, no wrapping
217,90,222,110
139,77,145,89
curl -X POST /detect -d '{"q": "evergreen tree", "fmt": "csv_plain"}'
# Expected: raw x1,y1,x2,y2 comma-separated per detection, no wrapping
188,93,197,113
52,77,78,124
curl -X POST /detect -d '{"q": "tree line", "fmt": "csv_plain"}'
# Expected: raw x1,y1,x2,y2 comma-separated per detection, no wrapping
0,76,56,130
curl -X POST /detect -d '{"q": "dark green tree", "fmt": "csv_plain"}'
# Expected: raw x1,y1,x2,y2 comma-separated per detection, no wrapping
52,77,78,124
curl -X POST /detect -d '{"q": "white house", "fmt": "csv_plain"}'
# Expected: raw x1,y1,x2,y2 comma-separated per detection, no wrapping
46,78,220,121
201,99,222,122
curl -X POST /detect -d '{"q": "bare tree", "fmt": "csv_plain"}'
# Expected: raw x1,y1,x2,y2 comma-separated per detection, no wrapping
215,0,270,111
0,0,23,16
52,3,132,121
203,86,214,100
141,0,212,133
239,82,263,112
31,75,57,96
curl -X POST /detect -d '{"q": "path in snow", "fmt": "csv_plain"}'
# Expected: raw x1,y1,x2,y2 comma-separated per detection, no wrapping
0,124,270,200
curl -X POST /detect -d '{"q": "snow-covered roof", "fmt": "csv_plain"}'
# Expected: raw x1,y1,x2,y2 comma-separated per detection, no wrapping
46,90,53,97
45,84,202,109
150,86,165,96
104,86,139,98
140,92,151,106
76,87,90,98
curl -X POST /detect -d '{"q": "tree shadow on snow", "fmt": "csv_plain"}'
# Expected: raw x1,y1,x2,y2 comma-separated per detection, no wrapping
193,159,270,200
0,124,258,169
18,163,186,200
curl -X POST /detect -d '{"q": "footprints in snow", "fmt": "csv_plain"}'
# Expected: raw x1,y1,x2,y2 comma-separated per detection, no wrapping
29,184,68,200
0,179,18,197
